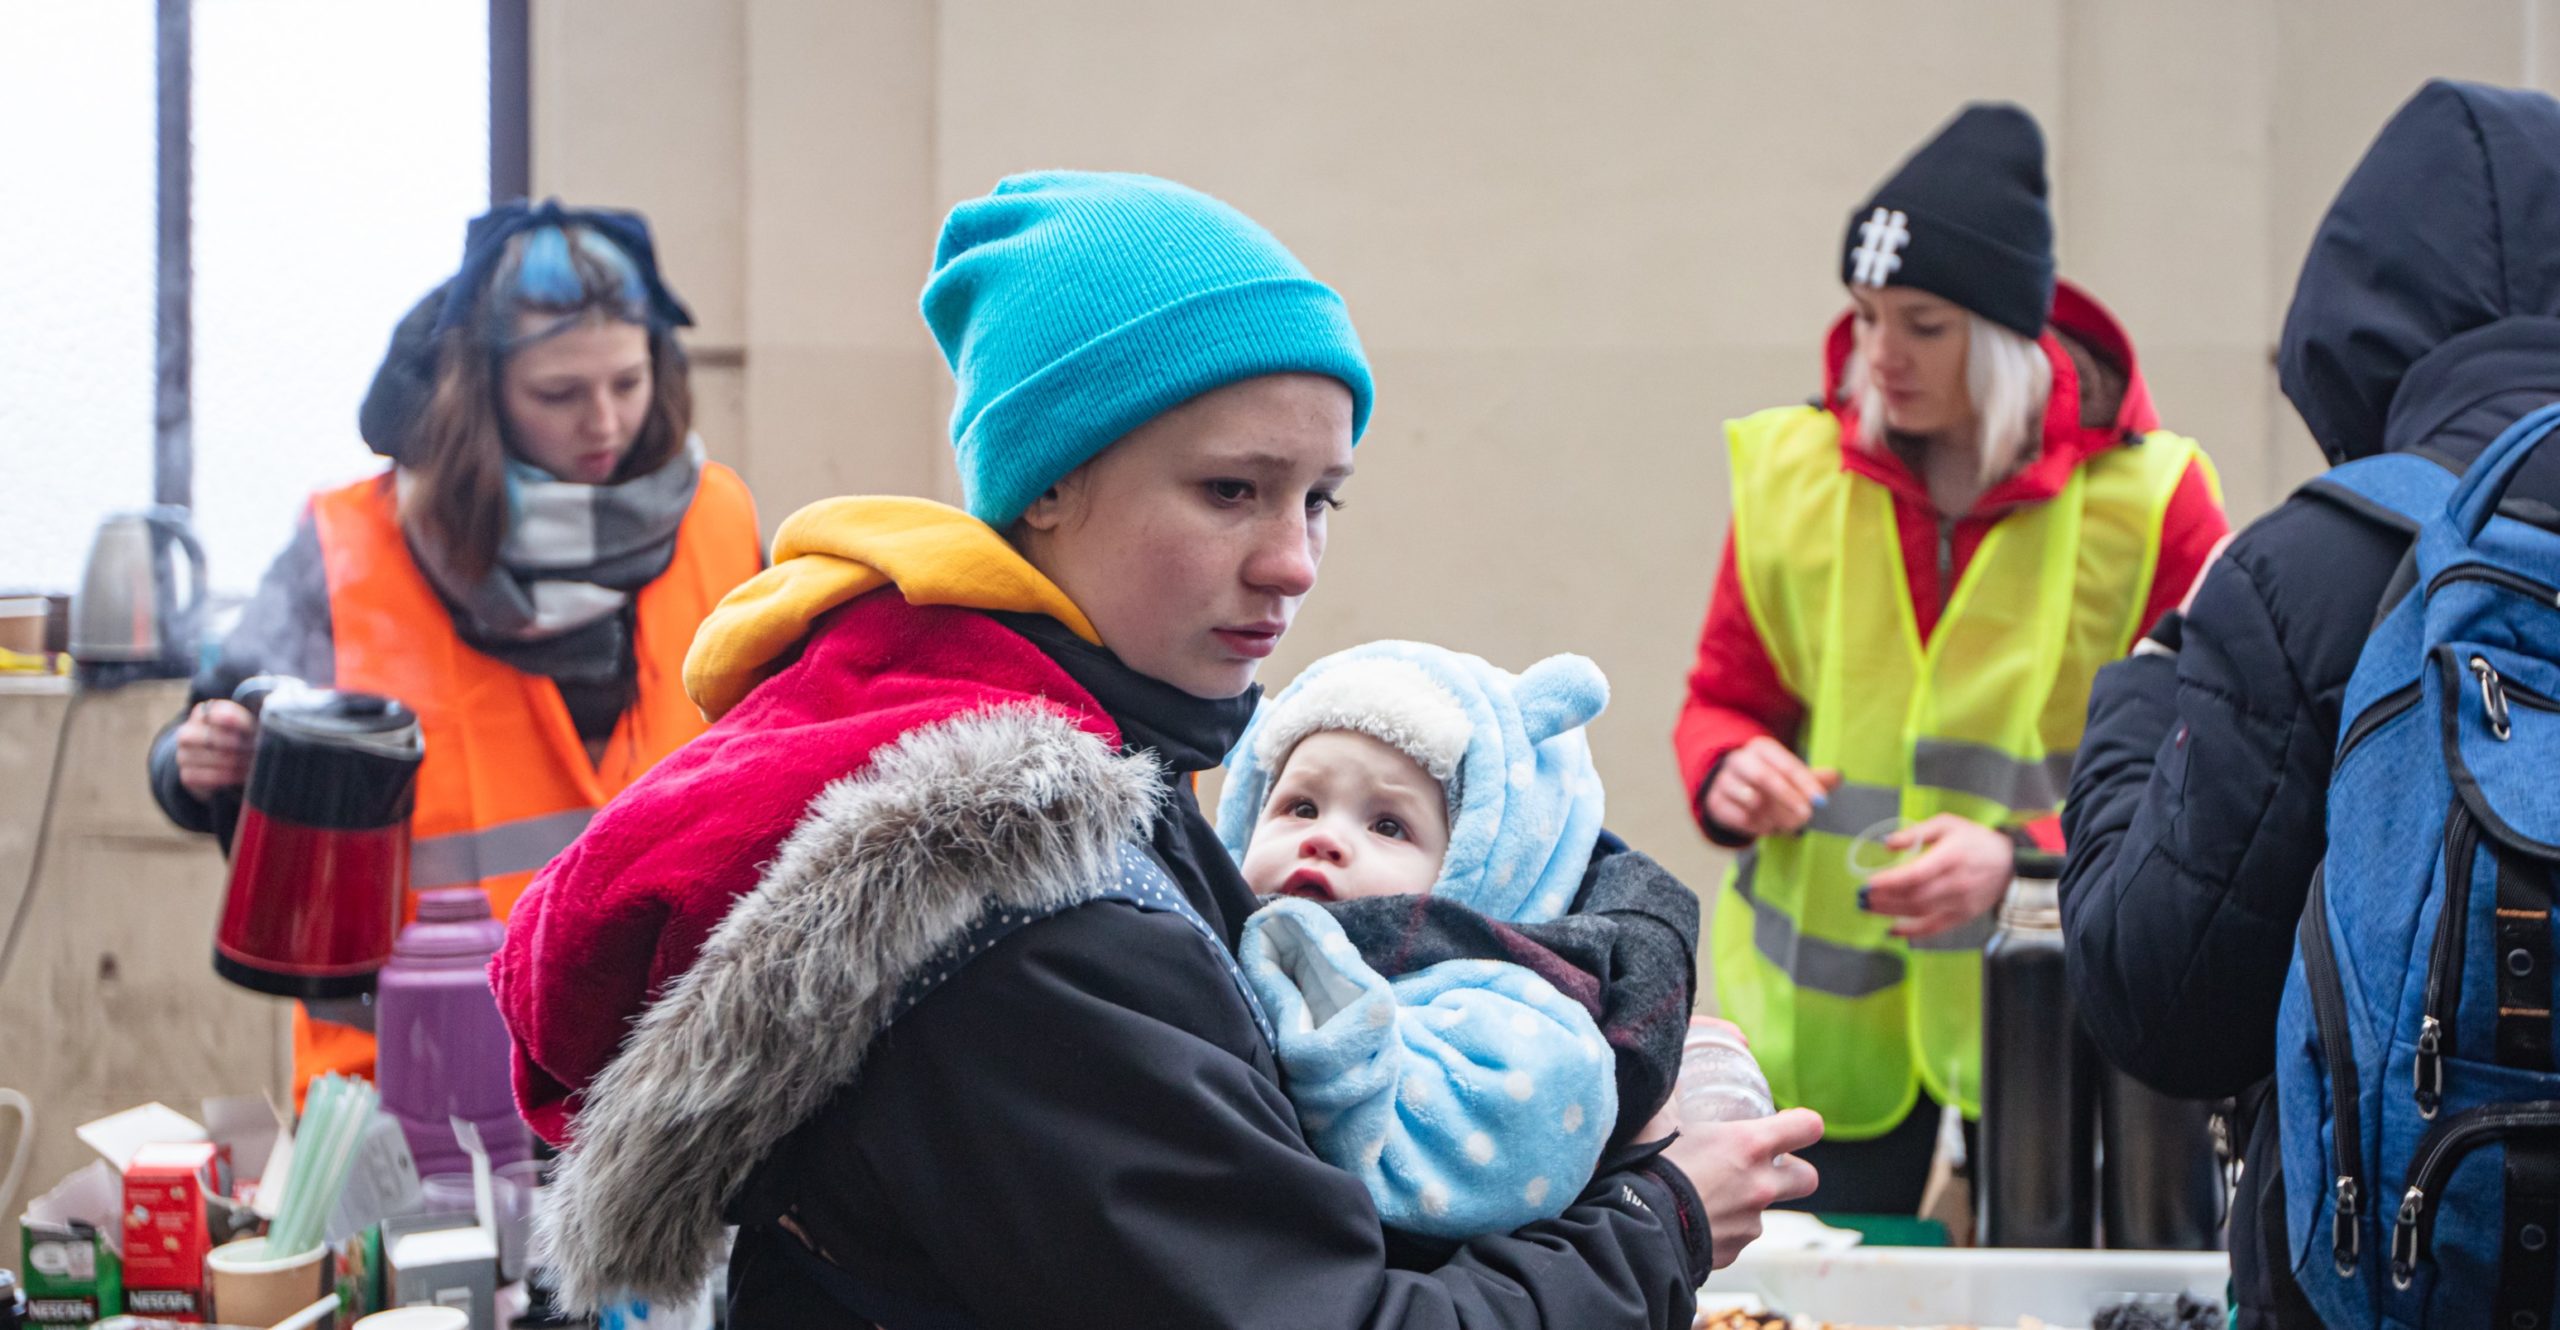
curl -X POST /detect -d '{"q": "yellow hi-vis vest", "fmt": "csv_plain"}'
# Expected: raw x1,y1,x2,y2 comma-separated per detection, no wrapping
1711,405,2211,1139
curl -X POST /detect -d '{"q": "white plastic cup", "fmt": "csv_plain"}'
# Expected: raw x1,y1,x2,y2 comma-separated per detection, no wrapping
418,1172,477,1218
494,1159,542,1282
1674,1019,1776,1125
354,1308,471,1330
1845,815,1921,881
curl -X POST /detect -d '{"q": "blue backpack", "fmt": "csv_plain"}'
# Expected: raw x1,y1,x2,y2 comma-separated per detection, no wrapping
2277,401,2560,1328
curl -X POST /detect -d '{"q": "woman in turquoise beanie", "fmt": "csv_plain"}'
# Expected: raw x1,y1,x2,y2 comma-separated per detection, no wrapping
510,171,1818,1327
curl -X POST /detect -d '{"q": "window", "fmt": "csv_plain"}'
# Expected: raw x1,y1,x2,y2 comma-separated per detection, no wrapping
0,2,158,594
0,0,502,599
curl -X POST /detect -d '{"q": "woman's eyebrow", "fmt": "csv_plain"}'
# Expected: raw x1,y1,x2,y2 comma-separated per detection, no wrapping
1214,450,1355,482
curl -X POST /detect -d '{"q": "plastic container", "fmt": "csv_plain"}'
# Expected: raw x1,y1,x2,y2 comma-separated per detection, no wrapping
1702,1243,2227,1325
376,887,531,1181
1674,1020,1776,1125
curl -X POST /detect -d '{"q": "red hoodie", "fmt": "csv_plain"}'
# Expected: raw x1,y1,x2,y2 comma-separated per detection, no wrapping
1672,282,2229,844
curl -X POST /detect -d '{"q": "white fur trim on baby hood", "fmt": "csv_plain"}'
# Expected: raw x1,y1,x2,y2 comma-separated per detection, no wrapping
1250,655,1473,788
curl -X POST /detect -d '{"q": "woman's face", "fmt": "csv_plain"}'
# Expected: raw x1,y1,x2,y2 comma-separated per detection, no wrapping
499,313,653,483
1016,373,1357,699
1850,286,1973,439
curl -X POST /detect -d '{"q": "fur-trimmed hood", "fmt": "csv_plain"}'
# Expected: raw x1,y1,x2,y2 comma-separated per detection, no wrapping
534,702,1163,1309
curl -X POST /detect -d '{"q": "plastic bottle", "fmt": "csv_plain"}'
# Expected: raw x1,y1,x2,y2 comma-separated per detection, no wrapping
375,887,532,1180
1978,875,2097,1248
1674,1020,1776,1126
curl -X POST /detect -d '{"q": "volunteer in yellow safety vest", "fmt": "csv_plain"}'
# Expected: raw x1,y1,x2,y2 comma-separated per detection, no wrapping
1672,103,2229,1212
148,202,762,1105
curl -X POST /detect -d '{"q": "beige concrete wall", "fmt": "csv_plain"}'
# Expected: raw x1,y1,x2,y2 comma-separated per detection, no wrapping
0,682,286,1223
0,0,2549,1226
531,0,2559,900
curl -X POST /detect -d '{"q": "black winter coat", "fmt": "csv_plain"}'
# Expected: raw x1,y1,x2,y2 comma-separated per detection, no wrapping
534,599,1716,1329
2060,79,2560,1330
736,620,1713,1327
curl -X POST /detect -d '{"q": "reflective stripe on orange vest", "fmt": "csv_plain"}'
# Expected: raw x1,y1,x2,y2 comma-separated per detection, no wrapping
294,464,760,1105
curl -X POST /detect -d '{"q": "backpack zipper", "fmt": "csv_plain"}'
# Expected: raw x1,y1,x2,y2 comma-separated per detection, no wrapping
2300,864,2367,1276
2416,803,2482,1119
2427,565,2560,607
2497,669,2560,715
2336,681,2424,766
2388,1100,2560,1289
2470,657,2513,741
2459,653,2560,740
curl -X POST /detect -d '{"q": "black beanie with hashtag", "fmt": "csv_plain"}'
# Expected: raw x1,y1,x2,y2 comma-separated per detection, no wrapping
1840,102,2055,338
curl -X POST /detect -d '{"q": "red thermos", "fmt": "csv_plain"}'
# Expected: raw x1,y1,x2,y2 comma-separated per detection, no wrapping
212,678,424,999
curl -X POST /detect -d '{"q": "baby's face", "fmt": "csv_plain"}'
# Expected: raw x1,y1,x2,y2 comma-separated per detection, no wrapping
1242,730,1451,903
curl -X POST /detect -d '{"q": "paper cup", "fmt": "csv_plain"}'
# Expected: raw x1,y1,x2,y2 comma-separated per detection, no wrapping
353,1309,471,1330
207,1238,330,1329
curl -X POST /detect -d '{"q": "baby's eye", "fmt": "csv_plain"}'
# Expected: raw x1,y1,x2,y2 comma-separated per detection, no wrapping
1372,816,1407,841
1287,799,1318,819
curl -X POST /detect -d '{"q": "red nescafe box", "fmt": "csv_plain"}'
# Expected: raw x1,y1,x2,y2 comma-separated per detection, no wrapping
120,1142,231,1321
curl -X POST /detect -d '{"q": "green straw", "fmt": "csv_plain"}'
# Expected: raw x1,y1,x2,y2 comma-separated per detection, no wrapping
271,1075,375,1256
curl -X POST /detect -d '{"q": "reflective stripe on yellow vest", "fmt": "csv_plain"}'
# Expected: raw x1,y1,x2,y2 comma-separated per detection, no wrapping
1710,405,2210,1138
294,464,761,1104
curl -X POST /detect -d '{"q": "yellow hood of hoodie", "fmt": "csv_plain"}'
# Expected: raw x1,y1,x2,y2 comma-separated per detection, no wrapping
683,495,1099,720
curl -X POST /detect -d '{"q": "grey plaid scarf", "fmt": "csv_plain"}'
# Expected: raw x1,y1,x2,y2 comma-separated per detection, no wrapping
400,436,705,687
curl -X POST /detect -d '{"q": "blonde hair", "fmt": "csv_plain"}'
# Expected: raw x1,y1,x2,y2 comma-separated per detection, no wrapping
1844,311,2052,491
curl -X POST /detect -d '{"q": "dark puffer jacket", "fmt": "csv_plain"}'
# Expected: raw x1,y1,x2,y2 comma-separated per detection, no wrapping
2059,79,2560,1330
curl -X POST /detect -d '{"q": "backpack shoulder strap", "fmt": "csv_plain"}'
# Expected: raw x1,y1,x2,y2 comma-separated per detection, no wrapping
2297,452,2461,534
2299,456,2463,631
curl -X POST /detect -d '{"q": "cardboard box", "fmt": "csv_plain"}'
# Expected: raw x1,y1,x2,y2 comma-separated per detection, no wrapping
24,1163,128,1330
22,1218,124,1328
119,1144,230,1322
379,1214,494,1330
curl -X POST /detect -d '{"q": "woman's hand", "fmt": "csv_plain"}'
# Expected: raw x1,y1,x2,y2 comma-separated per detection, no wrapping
1657,1106,1824,1269
174,700,258,798
1858,814,2014,939
1703,737,1842,840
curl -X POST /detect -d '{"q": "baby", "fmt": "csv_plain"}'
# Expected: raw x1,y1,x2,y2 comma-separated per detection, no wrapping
1219,641,1695,1240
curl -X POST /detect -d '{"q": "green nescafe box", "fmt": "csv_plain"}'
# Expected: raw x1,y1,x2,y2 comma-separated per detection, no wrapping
22,1218,124,1327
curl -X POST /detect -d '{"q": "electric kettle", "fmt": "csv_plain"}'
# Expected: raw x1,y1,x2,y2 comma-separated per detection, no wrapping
68,506,208,686
212,678,425,999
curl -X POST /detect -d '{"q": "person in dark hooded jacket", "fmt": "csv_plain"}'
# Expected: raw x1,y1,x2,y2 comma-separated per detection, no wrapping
2060,78,2560,1330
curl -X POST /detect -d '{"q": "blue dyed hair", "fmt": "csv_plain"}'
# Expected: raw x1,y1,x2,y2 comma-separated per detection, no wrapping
480,224,652,351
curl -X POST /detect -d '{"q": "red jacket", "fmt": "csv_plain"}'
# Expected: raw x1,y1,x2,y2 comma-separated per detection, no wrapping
489,591,1118,1144
1674,282,2229,845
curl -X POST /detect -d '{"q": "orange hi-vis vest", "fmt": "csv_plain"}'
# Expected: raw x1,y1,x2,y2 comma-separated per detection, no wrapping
296,464,760,1103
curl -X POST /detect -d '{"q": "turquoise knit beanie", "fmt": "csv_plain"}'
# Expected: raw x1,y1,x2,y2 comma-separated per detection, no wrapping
922,171,1376,527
